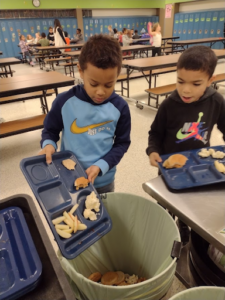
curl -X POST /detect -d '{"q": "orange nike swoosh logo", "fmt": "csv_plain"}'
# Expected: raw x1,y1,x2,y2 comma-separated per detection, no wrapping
70,119,113,134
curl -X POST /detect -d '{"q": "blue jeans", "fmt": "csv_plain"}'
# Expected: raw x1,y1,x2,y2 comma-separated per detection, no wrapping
95,181,115,194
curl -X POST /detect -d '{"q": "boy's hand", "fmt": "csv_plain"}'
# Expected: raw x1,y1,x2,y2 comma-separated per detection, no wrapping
149,152,162,167
86,165,100,184
38,144,55,164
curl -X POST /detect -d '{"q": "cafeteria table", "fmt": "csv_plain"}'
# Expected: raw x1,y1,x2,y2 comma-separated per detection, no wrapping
122,49,225,97
0,57,21,77
168,37,225,50
0,72,74,137
143,176,225,287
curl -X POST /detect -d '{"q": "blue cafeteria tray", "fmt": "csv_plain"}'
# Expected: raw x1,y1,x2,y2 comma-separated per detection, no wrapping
20,151,112,260
0,207,42,300
158,145,225,190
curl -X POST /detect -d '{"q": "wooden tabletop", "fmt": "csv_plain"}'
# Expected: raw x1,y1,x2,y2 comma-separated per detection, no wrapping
168,37,225,45
0,57,21,66
63,50,81,57
121,45,154,51
0,72,74,98
34,44,83,51
162,36,180,41
122,49,225,71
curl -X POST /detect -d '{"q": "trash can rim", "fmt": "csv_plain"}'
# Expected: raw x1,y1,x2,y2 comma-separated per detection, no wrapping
169,286,225,300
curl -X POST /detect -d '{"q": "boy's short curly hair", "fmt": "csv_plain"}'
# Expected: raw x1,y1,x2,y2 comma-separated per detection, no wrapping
79,34,122,74
177,45,217,78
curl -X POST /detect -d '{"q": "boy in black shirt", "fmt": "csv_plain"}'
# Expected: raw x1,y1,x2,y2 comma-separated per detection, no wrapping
47,26,54,45
146,46,225,244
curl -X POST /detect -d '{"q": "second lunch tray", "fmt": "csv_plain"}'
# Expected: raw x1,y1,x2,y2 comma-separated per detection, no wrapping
0,207,42,300
158,145,225,190
20,151,112,260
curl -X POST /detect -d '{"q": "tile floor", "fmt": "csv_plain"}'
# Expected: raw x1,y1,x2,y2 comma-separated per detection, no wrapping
0,57,224,299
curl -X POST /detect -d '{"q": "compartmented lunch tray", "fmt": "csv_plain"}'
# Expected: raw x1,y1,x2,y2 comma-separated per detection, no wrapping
158,145,225,190
0,207,42,300
20,151,112,260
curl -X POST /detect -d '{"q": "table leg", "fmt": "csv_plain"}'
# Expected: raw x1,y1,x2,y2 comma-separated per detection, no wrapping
54,88,58,96
127,67,130,98
149,70,152,89
8,65,13,77
4,66,8,78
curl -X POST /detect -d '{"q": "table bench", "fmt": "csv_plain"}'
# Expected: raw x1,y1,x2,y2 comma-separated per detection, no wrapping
145,73,225,109
0,114,46,138
0,89,55,114
44,57,72,71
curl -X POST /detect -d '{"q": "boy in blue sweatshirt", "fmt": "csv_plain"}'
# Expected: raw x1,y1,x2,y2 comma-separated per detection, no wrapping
39,34,131,194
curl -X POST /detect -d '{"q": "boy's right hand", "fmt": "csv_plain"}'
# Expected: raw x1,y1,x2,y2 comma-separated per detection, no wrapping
38,144,55,164
149,152,162,167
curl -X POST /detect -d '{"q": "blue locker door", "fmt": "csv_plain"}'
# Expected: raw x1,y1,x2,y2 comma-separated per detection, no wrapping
21,20,29,38
94,19,99,35
7,20,18,57
64,19,71,38
108,18,113,30
59,19,66,33
1,21,14,57
173,13,179,37
34,20,41,35
131,18,135,31
48,19,54,29
204,12,212,47
99,19,104,34
83,18,89,41
139,18,144,32
178,14,184,41
211,11,218,49
183,13,189,40
117,18,122,31
89,18,94,37
193,13,200,39
103,19,109,34
127,18,132,30
217,11,225,49
187,13,194,40
0,29,8,58
135,18,139,32
122,18,127,30
28,20,35,37
42,19,48,35
198,12,206,41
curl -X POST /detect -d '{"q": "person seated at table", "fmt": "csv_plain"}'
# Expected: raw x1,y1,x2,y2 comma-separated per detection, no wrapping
47,26,55,45
148,22,162,57
26,34,34,44
146,46,225,245
38,32,50,54
39,34,131,194
108,25,114,37
73,28,83,43
133,30,140,39
113,28,119,40
34,32,41,44
64,31,71,52
122,28,133,46
19,35,35,66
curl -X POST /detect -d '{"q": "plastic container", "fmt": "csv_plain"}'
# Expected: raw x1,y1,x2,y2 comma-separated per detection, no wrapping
58,193,181,300
20,151,112,259
0,194,76,300
0,206,42,300
158,145,225,190
169,286,225,300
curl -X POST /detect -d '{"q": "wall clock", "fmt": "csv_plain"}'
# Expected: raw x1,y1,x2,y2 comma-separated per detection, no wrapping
32,0,40,7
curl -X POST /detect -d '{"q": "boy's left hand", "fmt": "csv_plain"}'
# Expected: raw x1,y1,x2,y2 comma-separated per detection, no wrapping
85,165,100,184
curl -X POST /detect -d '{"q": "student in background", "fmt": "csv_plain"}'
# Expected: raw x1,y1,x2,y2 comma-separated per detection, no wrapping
19,35,35,66
54,19,66,53
64,31,71,52
38,32,49,54
122,28,133,46
148,22,162,57
146,46,225,245
113,28,119,40
73,28,84,43
39,34,131,194
108,25,114,37
133,30,140,39
26,34,34,44
34,32,41,44
47,26,55,45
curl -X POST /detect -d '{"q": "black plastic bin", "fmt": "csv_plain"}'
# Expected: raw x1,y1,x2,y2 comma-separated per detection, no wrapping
0,194,76,300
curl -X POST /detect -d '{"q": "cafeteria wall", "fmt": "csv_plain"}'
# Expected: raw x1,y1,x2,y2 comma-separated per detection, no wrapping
0,18,78,58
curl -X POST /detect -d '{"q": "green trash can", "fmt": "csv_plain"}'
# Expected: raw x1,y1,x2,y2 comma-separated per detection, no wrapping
169,287,225,300
58,193,181,300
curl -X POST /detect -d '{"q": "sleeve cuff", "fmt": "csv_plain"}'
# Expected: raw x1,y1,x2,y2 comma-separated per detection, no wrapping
94,159,109,176
42,139,57,150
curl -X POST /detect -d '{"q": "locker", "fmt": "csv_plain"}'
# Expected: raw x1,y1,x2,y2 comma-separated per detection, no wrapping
178,14,184,40
204,12,212,46
59,19,66,32
193,13,200,39
135,18,139,31
0,30,7,58
83,18,89,41
6,20,17,57
99,19,104,34
126,18,132,30
217,11,225,49
211,11,219,49
173,13,180,36
1,21,14,57
198,12,206,40
122,18,127,30
131,18,135,31
89,18,94,37
117,18,123,31
103,19,109,34
94,19,100,35
187,13,194,40
182,13,189,40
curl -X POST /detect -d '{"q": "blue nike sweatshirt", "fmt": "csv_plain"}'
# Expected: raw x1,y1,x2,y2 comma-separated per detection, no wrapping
41,85,131,188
